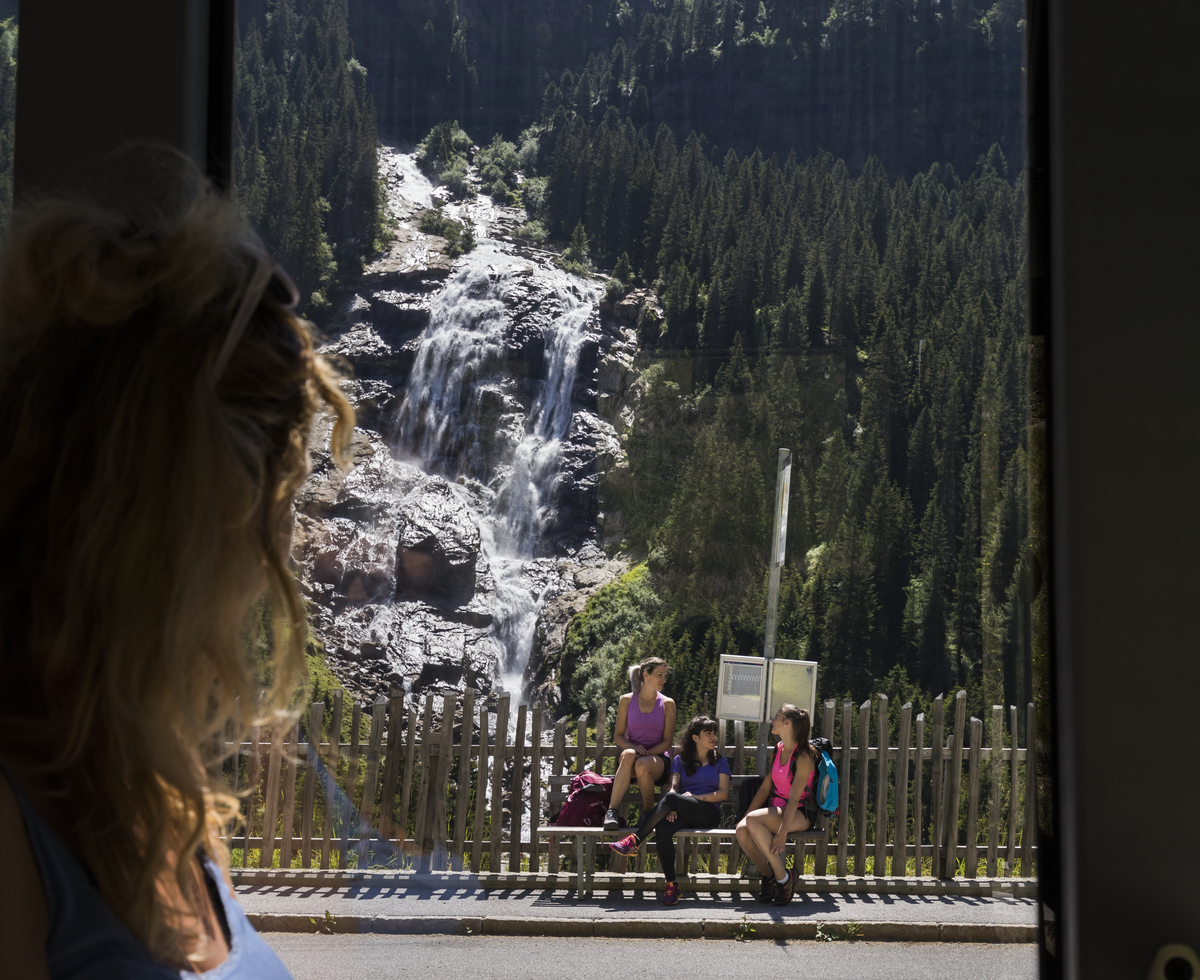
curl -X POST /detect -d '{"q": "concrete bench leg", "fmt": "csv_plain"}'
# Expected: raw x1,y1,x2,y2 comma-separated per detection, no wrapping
575,836,585,899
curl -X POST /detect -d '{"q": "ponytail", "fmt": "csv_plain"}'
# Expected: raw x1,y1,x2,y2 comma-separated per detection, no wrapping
629,656,669,695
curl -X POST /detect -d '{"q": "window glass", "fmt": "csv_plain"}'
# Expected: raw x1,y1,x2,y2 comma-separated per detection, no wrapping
234,0,1040,884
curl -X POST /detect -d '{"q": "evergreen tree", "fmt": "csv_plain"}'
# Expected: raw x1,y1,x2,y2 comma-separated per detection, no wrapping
802,249,828,346
564,220,591,268
662,258,699,349
860,310,913,485
819,517,879,696
233,0,383,314
865,479,913,679
613,252,633,284
906,495,952,692
814,430,851,543
907,405,938,523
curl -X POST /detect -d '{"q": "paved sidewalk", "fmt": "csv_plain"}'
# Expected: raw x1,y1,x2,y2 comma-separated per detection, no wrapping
237,875,1039,943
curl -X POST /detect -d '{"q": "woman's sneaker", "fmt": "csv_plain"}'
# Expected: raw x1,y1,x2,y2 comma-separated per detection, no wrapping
773,872,795,906
608,834,639,856
661,881,681,906
603,808,620,831
755,876,776,903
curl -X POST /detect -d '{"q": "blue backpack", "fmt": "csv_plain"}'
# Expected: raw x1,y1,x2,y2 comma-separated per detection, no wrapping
809,737,839,818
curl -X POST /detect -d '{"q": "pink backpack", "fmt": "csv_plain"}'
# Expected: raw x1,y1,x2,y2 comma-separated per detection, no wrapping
553,770,622,826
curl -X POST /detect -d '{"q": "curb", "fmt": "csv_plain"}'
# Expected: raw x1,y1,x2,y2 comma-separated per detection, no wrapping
247,913,1037,944
232,870,1036,899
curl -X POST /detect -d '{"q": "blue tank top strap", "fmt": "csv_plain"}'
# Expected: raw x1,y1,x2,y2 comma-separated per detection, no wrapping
2,766,292,979
189,858,293,980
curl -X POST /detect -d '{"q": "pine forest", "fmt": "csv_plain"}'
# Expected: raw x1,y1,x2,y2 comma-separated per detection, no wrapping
532,115,1042,734
0,0,1044,746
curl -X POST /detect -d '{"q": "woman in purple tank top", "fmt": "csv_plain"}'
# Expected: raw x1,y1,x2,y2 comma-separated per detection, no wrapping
603,657,677,830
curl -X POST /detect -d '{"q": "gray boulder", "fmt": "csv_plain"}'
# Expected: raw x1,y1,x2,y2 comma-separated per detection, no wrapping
395,477,482,606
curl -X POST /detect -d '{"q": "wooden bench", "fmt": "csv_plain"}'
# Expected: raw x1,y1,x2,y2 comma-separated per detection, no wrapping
537,773,830,898
536,773,655,898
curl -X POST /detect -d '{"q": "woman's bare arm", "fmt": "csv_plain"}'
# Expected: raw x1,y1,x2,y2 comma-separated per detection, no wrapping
749,769,772,810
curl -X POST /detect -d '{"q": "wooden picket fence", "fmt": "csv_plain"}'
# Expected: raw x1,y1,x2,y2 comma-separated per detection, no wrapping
223,687,1037,880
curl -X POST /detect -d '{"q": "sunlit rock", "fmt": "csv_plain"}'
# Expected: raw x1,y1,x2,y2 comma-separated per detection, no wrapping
395,477,481,605
292,146,640,705
522,552,631,710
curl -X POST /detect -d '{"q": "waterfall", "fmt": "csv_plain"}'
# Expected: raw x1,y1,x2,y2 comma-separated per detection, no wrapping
395,241,599,694
292,146,626,716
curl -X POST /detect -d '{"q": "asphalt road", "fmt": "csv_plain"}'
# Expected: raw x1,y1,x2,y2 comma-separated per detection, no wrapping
264,934,1039,980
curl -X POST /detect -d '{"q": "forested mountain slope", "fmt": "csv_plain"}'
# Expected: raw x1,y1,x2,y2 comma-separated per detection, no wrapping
348,0,1025,181
521,120,1036,727
234,0,386,312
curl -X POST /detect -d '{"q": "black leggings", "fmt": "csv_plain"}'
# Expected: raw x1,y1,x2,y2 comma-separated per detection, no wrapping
634,791,722,883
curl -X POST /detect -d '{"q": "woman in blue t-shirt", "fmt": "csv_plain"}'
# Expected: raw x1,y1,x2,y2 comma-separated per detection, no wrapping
609,715,731,905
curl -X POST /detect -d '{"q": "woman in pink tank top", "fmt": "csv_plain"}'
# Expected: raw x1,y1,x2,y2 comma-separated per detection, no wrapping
603,657,677,830
733,704,816,906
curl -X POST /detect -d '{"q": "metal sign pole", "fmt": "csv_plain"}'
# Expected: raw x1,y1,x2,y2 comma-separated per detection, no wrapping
755,448,792,775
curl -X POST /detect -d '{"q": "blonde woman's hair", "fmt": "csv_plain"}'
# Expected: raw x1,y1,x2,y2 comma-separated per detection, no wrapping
0,153,353,966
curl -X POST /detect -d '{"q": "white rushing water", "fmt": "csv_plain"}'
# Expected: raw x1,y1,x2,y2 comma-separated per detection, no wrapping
393,194,599,696
380,144,437,211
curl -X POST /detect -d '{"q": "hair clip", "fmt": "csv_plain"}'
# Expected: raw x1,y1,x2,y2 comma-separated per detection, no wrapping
210,246,300,386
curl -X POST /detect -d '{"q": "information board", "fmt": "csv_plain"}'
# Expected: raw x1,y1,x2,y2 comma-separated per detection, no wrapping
716,656,768,722
766,658,817,721
715,655,819,724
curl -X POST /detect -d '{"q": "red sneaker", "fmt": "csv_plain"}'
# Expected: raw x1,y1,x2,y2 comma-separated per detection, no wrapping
608,834,640,856
662,881,681,906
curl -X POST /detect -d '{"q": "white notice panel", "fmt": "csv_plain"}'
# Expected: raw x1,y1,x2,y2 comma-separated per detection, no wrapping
767,659,818,723
716,655,820,724
716,656,768,722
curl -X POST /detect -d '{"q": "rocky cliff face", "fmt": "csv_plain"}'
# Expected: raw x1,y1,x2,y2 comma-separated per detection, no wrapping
290,147,644,706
